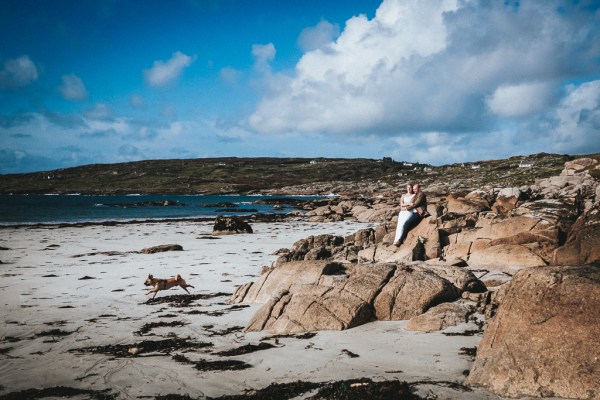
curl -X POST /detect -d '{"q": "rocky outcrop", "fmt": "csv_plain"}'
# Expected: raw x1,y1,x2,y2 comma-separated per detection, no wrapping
212,216,253,235
467,265,600,399
245,263,394,333
373,265,459,321
230,261,346,304
552,204,600,265
232,261,485,334
405,302,473,332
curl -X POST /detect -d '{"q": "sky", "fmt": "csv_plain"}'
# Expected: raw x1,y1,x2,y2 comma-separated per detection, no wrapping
1,0,600,174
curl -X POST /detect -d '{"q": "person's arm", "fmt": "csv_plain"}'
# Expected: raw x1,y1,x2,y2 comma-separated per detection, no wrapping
406,192,423,210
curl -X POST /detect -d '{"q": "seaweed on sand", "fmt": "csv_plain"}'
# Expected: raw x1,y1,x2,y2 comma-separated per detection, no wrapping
71,337,212,358
172,354,252,371
0,386,116,400
145,292,231,306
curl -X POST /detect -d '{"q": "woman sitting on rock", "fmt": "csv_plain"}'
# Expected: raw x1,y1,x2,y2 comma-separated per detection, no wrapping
393,182,427,246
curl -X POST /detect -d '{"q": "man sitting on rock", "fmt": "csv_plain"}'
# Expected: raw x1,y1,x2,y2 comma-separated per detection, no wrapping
394,182,428,246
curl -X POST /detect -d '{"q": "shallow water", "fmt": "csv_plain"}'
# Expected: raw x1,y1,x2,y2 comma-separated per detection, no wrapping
0,194,324,224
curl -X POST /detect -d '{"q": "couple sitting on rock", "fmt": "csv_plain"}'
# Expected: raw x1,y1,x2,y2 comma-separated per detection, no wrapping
393,182,427,247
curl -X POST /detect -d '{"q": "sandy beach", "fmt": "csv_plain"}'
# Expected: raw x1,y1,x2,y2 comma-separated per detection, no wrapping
0,219,503,399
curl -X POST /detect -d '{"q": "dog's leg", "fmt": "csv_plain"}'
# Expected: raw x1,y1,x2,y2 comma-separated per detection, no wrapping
180,285,190,294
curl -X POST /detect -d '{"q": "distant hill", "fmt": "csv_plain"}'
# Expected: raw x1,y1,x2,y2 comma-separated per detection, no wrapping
0,153,597,195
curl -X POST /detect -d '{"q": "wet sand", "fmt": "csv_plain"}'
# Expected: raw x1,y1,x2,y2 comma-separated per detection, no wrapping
0,219,501,399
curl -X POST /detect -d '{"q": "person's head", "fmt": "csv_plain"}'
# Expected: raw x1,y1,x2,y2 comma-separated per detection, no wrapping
406,182,414,193
412,183,421,193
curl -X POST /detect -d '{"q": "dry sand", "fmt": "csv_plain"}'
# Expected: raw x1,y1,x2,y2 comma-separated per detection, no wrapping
0,219,510,399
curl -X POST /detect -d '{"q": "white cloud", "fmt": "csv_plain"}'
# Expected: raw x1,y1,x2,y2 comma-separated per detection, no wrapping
219,66,241,84
298,20,340,52
58,74,88,101
544,80,600,153
144,51,195,87
248,0,600,143
486,82,557,118
84,103,111,119
0,55,38,90
252,43,276,74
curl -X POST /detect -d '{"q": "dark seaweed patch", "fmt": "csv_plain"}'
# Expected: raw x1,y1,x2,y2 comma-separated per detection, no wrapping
206,326,244,336
0,386,116,400
442,329,481,336
459,347,477,359
135,320,188,336
213,342,275,357
172,353,252,371
145,292,231,306
341,349,360,358
72,337,212,358
261,332,317,341
35,329,75,339
308,378,419,400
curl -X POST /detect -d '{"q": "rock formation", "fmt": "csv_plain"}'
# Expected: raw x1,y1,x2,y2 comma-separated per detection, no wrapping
231,260,485,334
229,157,599,397
212,216,253,235
467,265,600,399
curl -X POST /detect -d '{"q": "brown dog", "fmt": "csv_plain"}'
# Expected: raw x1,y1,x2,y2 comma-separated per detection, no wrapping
144,274,194,299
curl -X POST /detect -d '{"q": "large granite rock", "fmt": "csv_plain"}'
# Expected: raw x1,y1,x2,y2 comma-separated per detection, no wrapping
446,191,491,214
552,205,600,265
230,261,346,304
234,261,485,334
467,265,600,399
245,263,395,333
405,301,473,332
373,265,459,320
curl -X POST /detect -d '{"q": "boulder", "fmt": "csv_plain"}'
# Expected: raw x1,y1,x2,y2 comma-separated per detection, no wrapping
467,265,600,399
491,187,521,214
405,302,473,332
212,216,253,235
230,261,346,304
446,192,490,214
420,264,487,293
276,235,346,264
467,244,547,273
552,205,600,265
245,263,395,333
373,265,459,321
383,217,441,262
562,157,597,174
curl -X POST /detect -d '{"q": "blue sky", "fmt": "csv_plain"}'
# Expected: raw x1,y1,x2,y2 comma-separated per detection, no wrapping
1,0,599,174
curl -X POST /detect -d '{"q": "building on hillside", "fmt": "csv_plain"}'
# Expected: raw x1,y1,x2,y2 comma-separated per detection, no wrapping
519,161,534,168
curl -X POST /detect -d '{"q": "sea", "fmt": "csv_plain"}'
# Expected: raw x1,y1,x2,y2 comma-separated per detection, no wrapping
0,194,328,225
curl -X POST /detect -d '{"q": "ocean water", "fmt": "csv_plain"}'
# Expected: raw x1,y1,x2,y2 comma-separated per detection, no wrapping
0,194,325,225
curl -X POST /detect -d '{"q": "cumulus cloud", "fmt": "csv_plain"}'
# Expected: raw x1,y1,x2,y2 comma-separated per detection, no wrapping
0,56,38,90
542,80,600,153
59,74,88,101
84,104,111,120
248,0,600,143
486,82,557,118
252,43,276,74
298,20,340,52
144,51,195,87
